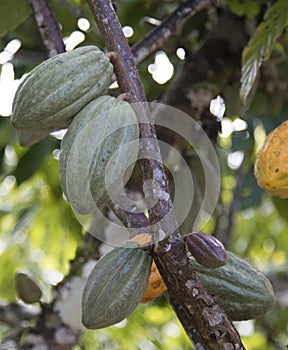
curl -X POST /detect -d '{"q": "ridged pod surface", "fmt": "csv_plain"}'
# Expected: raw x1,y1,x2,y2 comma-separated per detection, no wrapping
81,242,152,329
254,120,288,198
140,261,167,304
59,95,139,214
88,109,139,209
11,46,113,146
189,251,274,320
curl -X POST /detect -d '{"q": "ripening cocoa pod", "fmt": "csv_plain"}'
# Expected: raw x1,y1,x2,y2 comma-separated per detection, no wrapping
11,46,113,146
128,234,167,304
140,261,167,304
254,120,288,198
186,231,227,268
128,233,153,246
15,270,42,304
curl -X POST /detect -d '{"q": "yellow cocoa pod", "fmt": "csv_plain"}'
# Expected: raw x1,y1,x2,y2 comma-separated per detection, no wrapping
254,120,288,198
141,261,167,303
129,233,153,246
128,234,167,303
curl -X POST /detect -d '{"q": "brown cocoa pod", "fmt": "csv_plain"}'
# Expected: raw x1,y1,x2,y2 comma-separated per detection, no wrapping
186,231,227,268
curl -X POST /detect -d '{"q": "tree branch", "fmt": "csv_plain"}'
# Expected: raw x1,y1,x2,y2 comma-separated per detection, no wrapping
0,301,37,327
29,0,65,57
131,0,212,65
108,196,151,232
86,1,245,348
215,166,243,247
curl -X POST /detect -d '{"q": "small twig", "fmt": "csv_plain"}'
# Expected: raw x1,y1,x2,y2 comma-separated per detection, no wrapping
61,232,101,284
0,301,37,327
108,196,150,231
86,1,245,349
213,163,243,247
29,0,65,57
131,0,212,64
108,0,211,84
223,166,243,245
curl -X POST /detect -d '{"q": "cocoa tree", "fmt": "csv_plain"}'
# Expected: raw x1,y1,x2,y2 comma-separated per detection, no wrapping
0,0,287,349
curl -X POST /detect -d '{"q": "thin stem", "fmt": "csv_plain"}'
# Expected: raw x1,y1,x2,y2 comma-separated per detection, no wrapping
0,301,37,327
131,0,212,64
223,166,243,246
29,0,65,57
108,197,151,231
213,158,244,247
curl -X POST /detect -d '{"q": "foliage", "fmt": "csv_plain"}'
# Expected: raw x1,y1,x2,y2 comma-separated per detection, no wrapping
223,0,269,19
0,0,31,38
240,0,288,103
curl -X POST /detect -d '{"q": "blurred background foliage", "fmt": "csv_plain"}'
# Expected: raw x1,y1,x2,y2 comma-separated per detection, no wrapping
0,0,288,349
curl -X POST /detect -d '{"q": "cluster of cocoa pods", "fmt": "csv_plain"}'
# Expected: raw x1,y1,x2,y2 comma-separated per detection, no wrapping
82,232,274,329
11,46,274,331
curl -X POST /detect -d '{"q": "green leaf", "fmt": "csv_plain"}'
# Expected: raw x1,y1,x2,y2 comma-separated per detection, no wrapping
0,0,31,38
224,0,264,19
240,0,288,103
13,137,59,184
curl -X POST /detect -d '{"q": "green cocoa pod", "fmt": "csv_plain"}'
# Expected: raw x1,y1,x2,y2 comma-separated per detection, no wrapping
15,270,42,304
88,105,139,209
189,251,274,320
186,231,227,268
59,95,139,214
11,45,113,146
82,243,152,329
